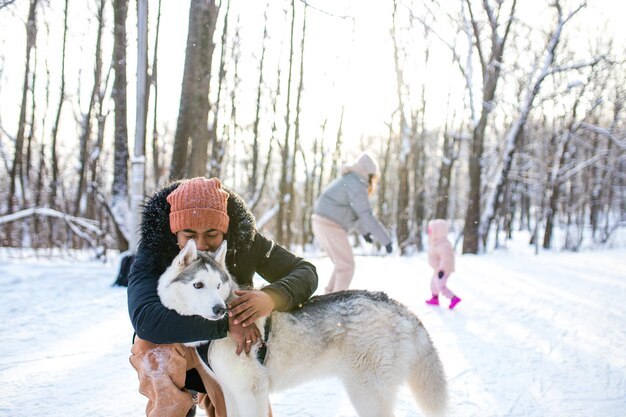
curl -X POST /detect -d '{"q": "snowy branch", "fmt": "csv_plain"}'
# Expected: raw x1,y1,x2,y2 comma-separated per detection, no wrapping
298,1,354,22
0,208,103,236
0,0,17,10
548,57,602,75
578,123,626,150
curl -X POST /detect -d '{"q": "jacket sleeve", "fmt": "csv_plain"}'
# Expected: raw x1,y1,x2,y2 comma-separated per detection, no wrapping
348,184,392,246
249,233,318,311
127,247,229,344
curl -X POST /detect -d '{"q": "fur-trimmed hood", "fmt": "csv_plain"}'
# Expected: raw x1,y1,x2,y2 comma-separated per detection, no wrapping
137,180,257,271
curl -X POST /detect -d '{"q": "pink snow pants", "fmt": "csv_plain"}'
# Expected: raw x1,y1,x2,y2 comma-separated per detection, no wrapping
311,214,355,293
430,273,455,299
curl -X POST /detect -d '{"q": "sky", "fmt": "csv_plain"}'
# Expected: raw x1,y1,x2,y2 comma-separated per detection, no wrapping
1,231,625,417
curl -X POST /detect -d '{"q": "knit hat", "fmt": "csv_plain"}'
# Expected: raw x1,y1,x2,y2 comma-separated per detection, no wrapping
343,152,380,178
166,177,230,234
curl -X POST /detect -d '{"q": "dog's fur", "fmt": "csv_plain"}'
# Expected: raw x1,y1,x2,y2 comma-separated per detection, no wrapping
158,240,448,417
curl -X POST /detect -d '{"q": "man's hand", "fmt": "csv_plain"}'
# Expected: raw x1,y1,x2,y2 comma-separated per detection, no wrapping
228,289,276,327
228,314,261,355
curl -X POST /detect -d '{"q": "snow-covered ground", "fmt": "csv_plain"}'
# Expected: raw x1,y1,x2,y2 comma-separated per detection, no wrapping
1,235,625,417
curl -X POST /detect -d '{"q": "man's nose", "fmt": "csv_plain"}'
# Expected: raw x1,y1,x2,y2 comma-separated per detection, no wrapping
195,237,209,251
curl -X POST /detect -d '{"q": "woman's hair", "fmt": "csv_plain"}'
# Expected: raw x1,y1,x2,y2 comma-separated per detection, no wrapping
368,174,377,196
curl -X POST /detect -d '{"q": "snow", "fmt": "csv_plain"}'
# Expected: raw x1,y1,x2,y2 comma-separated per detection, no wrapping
1,236,625,417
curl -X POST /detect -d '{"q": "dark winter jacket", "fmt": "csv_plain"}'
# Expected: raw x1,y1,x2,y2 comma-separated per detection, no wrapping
127,181,318,344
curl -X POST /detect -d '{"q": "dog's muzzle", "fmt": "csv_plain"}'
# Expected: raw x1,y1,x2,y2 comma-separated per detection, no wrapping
212,304,227,319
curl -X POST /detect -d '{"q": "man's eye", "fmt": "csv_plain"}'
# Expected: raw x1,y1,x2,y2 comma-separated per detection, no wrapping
193,282,204,289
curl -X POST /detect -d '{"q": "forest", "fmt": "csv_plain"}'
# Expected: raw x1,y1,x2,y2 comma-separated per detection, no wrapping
0,0,624,257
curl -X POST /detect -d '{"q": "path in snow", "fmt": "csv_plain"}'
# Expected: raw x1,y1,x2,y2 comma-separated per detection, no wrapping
1,245,624,416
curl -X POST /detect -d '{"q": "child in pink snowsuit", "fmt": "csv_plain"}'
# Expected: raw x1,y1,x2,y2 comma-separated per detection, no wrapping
425,219,462,309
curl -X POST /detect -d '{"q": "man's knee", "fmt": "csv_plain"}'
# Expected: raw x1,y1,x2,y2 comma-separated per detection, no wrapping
130,338,190,387
130,338,196,417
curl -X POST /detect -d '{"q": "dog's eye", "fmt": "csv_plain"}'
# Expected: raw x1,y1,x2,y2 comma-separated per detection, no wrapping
217,283,221,290
193,282,204,289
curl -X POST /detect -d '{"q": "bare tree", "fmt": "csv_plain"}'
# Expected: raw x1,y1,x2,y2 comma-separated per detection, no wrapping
292,2,308,246
149,0,163,187
111,0,130,251
5,0,39,246
461,0,517,254
482,1,588,249
208,0,231,179
75,0,106,217
391,0,411,254
276,0,297,245
170,0,219,180
48,0,69,217
248,0,270,200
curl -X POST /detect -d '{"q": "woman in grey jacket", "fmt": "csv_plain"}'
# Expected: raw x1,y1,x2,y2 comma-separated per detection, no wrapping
312,152,393,294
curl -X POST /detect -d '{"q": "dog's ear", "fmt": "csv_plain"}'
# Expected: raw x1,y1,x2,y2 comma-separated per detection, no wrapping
212,240,228,267
174,240,198,271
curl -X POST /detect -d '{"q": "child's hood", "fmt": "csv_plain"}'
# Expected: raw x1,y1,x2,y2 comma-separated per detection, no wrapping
428,219,449,242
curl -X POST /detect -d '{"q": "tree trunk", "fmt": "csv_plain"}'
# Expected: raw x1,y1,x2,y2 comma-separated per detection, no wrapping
75,0,105,217
248,0,269,200
5,0,38,246
462,0,516,254
150,0,163,187
48,0,69,216
289,3,307,246
391,0,411,253
130,0,148,253
330,107,344,181
276,0,296,245
188,0,218,178
209,0,230,179
171,0,219,180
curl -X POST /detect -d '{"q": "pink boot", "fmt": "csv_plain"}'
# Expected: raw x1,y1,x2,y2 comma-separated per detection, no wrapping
449,296,461,309
425,295,439,306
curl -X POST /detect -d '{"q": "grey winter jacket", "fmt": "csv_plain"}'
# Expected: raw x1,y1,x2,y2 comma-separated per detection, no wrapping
313,172,392,246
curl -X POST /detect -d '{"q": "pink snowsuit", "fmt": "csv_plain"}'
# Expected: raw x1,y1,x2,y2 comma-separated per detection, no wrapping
427,219,456,299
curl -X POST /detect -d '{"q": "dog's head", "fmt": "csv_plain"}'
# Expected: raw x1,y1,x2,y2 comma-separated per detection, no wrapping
158,239,234,320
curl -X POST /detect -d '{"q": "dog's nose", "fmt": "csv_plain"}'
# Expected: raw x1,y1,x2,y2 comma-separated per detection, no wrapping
213,305,227,317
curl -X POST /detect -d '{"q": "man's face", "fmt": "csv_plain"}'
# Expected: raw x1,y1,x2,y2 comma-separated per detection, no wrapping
176,227,224,252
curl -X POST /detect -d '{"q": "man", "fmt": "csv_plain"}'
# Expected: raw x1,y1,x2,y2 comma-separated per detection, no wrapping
128,177,318,417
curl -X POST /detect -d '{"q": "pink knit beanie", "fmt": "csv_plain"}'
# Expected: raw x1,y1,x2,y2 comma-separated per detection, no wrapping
166,177,230,234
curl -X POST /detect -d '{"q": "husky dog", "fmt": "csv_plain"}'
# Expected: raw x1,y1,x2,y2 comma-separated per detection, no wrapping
158,240,448,417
